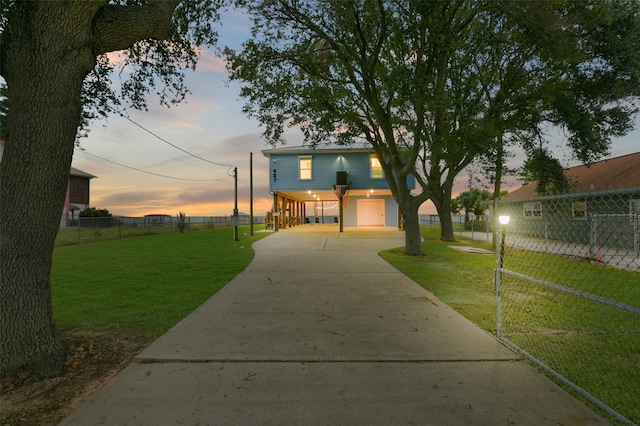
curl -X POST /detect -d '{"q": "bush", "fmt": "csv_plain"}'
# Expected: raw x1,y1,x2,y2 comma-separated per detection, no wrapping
80,207,112,218
79,207,114,228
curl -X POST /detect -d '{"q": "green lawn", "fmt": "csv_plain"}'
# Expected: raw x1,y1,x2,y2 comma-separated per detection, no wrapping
380,230,498,332
52,226,269,342
381,227,639,425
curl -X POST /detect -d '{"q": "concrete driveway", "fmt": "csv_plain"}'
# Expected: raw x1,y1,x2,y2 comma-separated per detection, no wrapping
60,226,607,425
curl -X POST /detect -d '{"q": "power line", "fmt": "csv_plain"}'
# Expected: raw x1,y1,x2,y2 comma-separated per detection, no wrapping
110,107,235,169
78,149,229,182
99,126,212,172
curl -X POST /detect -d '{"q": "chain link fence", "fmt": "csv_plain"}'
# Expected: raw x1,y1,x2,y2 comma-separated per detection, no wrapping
496,188,640,425
55,214,263,247
419,213,493,236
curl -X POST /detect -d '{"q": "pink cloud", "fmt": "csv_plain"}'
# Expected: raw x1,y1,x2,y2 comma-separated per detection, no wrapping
195,48,227,73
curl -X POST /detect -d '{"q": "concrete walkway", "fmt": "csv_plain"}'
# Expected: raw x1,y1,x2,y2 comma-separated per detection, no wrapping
60,226,607,425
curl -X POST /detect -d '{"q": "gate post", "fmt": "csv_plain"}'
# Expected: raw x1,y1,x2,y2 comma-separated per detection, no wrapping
495,215,510,340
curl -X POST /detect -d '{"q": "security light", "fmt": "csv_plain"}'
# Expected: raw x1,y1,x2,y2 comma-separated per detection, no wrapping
499,215,510,225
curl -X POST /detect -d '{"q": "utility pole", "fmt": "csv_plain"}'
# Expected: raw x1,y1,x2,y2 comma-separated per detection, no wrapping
250,152,254,236
233,167,239,241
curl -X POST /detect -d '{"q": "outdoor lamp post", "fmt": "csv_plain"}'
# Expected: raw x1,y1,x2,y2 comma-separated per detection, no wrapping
498,215,510,268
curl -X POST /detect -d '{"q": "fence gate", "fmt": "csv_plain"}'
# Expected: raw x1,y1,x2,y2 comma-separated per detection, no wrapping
496,188,640,425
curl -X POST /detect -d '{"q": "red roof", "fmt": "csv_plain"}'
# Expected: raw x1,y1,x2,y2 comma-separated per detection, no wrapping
505,151,640,199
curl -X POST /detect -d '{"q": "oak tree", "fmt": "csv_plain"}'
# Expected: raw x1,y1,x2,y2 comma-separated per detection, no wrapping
226,0,639,248
0,0,221,378
476,0,640,199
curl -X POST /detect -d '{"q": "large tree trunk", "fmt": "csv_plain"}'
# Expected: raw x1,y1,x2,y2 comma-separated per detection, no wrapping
392,171,425,256
431,181,456,242
0,2,101,378
491,134,505,250
1,0,181,379
401,203,423,256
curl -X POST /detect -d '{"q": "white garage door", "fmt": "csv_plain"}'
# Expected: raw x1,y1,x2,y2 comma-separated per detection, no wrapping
357,199,385,227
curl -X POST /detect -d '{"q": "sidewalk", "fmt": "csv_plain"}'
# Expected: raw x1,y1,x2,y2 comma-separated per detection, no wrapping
60,226,607,425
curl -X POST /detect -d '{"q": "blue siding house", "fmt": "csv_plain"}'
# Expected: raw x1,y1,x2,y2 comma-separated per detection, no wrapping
262,145,414,229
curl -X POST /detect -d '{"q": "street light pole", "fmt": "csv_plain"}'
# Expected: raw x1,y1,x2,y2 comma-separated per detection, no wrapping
233,167,239,241
250,152,254,236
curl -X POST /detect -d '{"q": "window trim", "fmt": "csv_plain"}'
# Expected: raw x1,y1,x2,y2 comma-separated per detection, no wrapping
523,202,542,218
370,155,383,179
299,155,312,181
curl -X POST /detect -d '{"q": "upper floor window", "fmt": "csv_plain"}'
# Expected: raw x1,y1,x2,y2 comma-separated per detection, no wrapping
69,176,89,204
572,201,587,219
523,202,542,217
370,155,383,179
299,156,312,180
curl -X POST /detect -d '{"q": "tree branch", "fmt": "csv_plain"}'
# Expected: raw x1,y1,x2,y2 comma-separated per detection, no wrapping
92,0,181,55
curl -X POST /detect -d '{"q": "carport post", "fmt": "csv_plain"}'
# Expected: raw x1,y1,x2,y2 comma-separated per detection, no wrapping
273,192,279,232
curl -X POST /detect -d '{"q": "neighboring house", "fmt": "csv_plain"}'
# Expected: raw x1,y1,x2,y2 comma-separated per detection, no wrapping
505,151,640,200
500,151,640,251
62,167,96,227
262,145,414,229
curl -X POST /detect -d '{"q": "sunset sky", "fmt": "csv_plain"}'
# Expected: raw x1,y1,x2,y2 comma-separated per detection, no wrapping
4,8,640,218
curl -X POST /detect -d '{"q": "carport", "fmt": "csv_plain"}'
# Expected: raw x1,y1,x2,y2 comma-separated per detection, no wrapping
268,189,339,230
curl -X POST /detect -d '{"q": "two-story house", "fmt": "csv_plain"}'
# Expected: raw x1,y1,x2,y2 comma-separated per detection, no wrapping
262,145,413,229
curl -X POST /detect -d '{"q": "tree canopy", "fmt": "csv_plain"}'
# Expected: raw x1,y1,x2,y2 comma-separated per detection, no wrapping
477,0,640,197
226,0,640,251
452,188,493,220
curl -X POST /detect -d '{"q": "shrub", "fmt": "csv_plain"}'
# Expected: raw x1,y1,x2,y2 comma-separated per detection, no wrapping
80,207,112,218
177,212,188,233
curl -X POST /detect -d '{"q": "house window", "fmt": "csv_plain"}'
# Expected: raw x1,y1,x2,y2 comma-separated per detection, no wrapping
572,201,587,219
68,176,89,204
370,155,383,179
523,202,542,217
299,156,312,180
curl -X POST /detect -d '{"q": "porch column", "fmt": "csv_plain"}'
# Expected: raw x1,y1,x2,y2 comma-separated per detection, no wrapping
278,196,287,229
273,192,278,232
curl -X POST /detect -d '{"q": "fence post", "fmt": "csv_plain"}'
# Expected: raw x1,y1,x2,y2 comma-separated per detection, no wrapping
495,226,505,340
77,217,81,244
589,213,597,259
471,217,474,239
633,213,640,254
